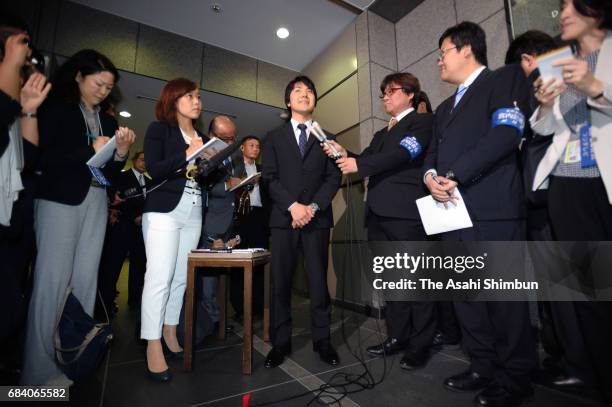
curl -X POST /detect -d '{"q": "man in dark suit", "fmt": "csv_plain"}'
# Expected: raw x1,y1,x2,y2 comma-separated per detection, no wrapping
323,72,436,370
99,151,149,313
230,136,269,320
423,22,536,407
198,115,241,324
262,76,341,368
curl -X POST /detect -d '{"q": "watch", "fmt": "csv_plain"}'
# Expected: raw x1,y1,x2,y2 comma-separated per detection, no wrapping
445,170,456,181
309,203,319,214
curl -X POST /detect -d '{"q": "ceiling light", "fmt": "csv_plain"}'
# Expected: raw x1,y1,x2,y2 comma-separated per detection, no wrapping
276,27,289,39
119,111,131,118
211,3,222,13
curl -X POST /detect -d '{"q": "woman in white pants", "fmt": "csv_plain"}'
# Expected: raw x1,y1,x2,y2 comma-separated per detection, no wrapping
141,78,206,381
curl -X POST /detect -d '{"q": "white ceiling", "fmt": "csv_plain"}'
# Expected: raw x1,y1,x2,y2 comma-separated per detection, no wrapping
71,0,374,71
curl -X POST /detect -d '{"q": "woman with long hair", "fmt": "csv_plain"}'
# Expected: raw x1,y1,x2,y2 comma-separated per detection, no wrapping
21,49,135,385
532,0,612,402
141,78,206,382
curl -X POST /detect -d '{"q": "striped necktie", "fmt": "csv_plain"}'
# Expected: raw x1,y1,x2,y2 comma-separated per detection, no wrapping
297,124,308,157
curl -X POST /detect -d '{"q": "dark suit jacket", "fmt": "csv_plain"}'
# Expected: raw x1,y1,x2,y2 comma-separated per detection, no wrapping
201,151,241,239
143,121,208,214
111,169,149,223
36,100,125,205
423,66,527,221
262,122,341,229
350,111,433,220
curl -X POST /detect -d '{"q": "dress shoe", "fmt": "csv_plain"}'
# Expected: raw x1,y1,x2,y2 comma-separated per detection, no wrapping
145,355,172,383
444,370,493,392
264,345,291,369
161,338,184,360
474,384,533,407
399,347,430,370
432,331,461,350
146,366,172,383
366,337,408,356
552,376,584,388
313,342,339,366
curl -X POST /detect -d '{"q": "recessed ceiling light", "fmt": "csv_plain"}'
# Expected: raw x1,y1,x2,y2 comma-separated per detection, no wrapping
276,27,289,39
211,3,222,13
119,111,131,118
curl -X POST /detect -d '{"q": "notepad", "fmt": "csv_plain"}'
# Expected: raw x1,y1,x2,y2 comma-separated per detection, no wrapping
229,172,261,192
86,136,116,168
186,137,228,162
536,46,573,85
416,188,473,235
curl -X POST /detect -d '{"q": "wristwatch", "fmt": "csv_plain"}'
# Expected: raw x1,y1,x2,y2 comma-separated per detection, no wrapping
309,202,319,214
445,170,456,181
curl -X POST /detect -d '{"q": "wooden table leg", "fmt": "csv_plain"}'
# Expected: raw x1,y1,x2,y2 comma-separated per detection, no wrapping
263,263,270,342
243,262,253,374
217,274,227,341
184,261,196,372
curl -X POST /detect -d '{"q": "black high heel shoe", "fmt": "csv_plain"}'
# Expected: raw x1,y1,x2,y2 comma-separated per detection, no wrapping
145,356,172,382
161,337,184,360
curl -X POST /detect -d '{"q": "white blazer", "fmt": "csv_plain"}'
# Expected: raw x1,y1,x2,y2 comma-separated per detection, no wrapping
530,32,612,204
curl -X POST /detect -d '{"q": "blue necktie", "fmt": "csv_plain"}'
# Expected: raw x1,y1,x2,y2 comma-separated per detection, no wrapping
297,123,308,157
454,84,468,107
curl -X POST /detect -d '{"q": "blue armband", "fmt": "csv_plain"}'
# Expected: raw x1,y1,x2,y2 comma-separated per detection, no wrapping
492,107,525,136
400,135,422,159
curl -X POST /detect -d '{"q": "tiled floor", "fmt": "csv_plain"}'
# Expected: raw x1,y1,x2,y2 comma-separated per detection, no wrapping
64,266,606,407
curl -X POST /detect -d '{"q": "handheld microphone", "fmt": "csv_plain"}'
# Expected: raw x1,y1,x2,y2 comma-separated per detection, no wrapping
310,121,342,160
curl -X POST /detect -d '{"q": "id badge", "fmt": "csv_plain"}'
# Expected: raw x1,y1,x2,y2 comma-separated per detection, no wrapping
580,123,596,168
563,140,580,164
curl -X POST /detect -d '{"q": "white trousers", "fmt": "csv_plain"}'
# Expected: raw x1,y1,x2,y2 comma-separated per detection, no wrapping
140,190,202,339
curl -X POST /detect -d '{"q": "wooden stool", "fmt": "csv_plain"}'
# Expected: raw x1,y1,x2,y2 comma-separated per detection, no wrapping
184,251,271,374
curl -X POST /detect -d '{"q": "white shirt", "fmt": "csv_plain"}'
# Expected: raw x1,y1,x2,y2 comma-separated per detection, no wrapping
244,161,262,207
390,107,415,127
459,66,486,91
290,118,313,145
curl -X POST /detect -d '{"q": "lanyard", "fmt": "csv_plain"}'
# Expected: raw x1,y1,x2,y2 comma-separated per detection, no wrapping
78,104,104,145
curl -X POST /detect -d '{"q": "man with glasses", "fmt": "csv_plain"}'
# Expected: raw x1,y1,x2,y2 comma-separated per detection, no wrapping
322,72,435,370
423,22,536,407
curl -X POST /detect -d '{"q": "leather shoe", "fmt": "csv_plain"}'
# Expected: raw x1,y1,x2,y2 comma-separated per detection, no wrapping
161,338,184,360
264,345,291,369
474,384,533,407
366,337,408,356
147,366,172,382
314,343,339,366
552,376,584,388
444,370,493,392
432,331,461,349
399,347,430,370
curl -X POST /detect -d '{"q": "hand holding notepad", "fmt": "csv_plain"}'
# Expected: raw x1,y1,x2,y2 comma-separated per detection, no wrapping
416,188,473,236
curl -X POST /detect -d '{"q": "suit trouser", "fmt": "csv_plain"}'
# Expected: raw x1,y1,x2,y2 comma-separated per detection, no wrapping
443,220,537,390
231,207,268,315
21,186,107,385
140,190,202,339
270,227,331,347
548,176,612,404
366,213,436,349
99,220,146,310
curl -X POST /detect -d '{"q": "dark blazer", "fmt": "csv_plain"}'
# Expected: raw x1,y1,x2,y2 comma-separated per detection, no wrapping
262,122,341,229
423,66,527,221
143,121,208,214
0,90,21,156
350,111,433,220
111,169,149,223
36,100,125,205
201,151,240,239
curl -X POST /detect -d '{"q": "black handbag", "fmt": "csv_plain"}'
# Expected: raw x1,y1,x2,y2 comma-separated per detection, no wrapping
54,288,113,382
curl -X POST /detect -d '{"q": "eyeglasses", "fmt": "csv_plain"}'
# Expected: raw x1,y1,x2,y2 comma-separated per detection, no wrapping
210,131,235,143
437,46,457,61
379,87,404,99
